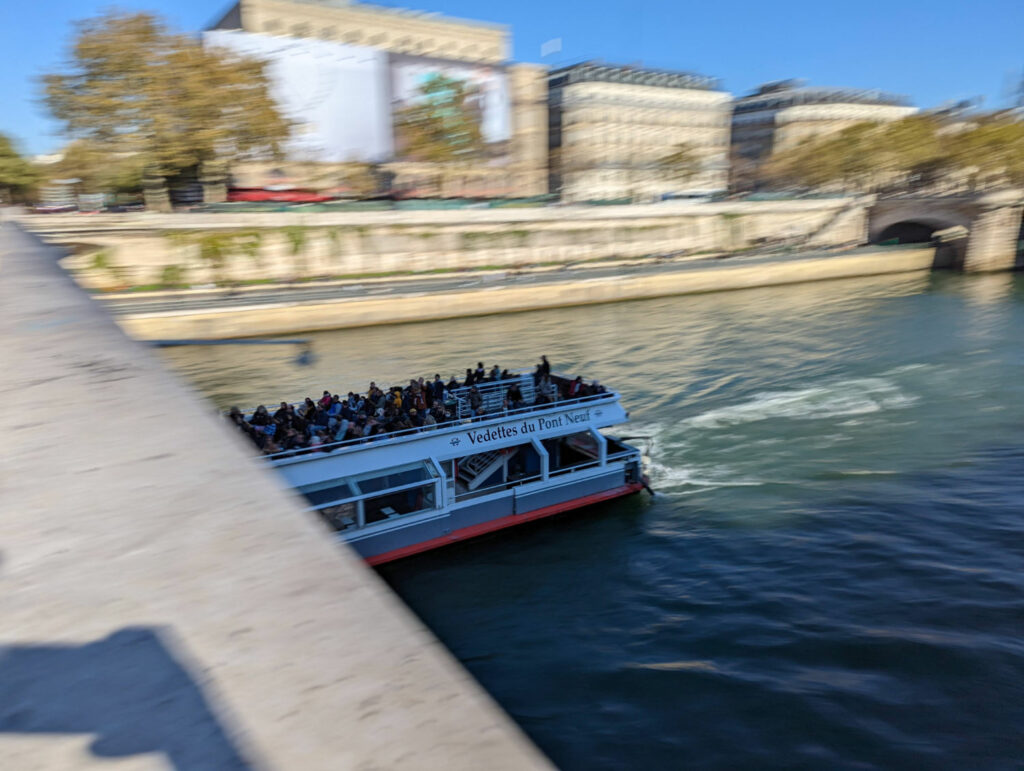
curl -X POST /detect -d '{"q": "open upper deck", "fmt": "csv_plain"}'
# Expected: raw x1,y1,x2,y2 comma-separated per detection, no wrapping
228,369,626,467
274,373,619,457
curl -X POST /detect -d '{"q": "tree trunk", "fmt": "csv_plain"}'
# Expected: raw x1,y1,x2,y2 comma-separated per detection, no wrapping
143,170,171,212
200,160,227,204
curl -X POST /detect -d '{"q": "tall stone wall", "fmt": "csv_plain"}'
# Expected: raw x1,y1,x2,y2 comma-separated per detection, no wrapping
22,200,867,291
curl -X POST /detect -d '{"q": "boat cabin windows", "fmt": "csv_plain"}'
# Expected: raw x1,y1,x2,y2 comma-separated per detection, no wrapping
546,431,601,472
300,461,441,532
451,431,606,500
363,484,437,525
351,463,432,494
320,501,359,532
453,442,544,499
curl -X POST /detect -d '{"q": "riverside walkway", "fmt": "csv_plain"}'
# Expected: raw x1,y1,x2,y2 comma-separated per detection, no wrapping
0,219,550,769
99,246,882,315
104,244,938,340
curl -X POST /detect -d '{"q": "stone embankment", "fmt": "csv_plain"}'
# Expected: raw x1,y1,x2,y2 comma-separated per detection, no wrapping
0,220,552,769
114,246,937,340
19,198,871,291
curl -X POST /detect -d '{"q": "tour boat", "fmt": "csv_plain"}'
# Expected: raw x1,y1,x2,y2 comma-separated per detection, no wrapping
263,372,649,565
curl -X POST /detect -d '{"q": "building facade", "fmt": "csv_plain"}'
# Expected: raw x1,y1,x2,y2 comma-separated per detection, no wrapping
547,63,731,202
509,64,549,197
207,0,547,196
210,0,508,64
731,80,917,178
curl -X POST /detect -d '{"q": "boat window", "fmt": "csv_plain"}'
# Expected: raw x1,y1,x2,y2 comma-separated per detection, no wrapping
362,484,437,525
300,461,433,505
350,462,433,496
320,502,358,532
356,474,388,495
301,459,441,531
302,480,358,508
547,431,601,472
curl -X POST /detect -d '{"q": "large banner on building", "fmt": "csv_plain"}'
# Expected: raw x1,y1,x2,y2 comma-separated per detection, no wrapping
202,32,513,165
388,54,511,158
203,30,393,163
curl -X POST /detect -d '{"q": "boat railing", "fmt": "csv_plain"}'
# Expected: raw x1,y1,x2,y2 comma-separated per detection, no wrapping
238,370,542,425
264,388,618,463
449,371,555,419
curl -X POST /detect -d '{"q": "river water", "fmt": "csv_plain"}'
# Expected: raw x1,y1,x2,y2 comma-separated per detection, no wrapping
161,272,1024,770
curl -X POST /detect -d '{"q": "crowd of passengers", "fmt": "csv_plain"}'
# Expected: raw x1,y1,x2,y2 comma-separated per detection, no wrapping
226,356,607,456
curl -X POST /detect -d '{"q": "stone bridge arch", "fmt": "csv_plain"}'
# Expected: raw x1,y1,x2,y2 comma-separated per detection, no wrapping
869,192,1024,271
868,199,974,245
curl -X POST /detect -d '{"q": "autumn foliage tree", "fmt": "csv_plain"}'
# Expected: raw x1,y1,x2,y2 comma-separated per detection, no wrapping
43,11,290,209
761,113,1024,194
51,139,145,197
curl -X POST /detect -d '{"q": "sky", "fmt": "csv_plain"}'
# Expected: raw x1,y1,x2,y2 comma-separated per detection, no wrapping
2,0,1022,156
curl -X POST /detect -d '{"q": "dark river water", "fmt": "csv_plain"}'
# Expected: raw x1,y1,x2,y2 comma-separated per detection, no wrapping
160,272,1024,770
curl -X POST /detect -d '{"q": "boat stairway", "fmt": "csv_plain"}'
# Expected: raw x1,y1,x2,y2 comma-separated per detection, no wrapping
457,450,508,491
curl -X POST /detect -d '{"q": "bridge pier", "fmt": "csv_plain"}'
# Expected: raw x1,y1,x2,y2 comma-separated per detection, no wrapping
869,190,1024,273
964,191,1024,272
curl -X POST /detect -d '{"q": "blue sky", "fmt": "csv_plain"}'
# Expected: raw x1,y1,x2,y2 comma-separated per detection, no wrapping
3,0,1022,155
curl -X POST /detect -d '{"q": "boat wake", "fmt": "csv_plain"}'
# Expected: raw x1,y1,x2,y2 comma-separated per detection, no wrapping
644,458,763,493
683,376,917,430
633,370,922,494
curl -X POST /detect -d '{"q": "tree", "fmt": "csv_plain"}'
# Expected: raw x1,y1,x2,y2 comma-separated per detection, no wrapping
658,142,703,190
763,122,881,192
43,11,290,209
394,73,484,192
0,134,39,203
340,162,379,198
760,113,1024,194
52,139,144,196
948,115,1024,189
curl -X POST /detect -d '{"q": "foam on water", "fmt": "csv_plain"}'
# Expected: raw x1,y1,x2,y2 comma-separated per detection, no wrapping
683,376,917,430
644,458,763,493
632,371,925,495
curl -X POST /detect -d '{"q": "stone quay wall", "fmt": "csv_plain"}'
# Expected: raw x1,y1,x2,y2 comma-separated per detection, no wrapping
116,246,937,340
20,199,870,291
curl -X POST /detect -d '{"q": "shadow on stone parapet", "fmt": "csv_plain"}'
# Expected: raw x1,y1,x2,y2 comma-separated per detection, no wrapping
0,628,254,770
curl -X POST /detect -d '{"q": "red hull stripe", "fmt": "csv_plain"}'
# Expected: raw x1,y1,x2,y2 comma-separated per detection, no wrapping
365,482,645,566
